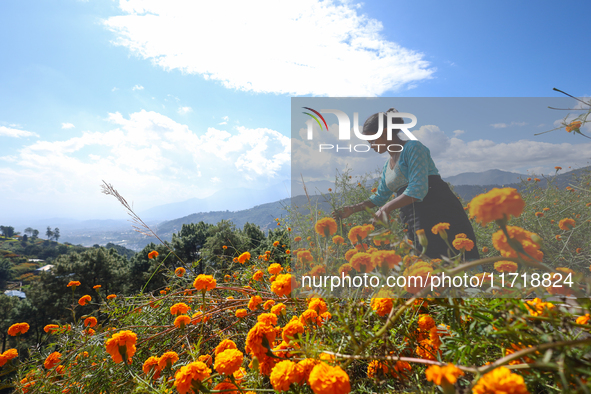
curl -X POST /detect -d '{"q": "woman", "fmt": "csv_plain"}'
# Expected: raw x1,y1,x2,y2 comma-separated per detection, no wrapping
332,108,480,262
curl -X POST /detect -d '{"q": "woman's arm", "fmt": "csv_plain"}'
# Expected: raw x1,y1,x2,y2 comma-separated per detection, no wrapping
332,200,376,220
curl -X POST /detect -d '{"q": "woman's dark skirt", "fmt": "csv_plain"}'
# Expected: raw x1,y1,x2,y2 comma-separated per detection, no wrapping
397,175,480,261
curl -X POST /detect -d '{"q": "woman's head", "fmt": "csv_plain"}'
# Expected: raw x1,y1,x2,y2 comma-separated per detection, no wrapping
362,108,404,153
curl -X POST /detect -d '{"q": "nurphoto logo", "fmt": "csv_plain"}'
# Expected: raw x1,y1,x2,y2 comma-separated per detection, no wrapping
302,107,418,152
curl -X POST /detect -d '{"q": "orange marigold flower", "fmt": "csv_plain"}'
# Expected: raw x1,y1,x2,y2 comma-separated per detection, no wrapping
44,324,59,334
371,298,393,317
148,250,159,259
535,212,544,217
268,263,283,275
418,314,436,331
425,363,464,386
0,349,18,367
67,281,81,288
78,295,92,306
559,218,575,230
93,285,101,289
491,226,543,262
308,297,328,314
174,315,191,329
193,274,216,291
253,270,264,281
237,251,251,264
297,250,313,263
106,294,117,300
215,348,244,375
105,330,137,363
534,178,540,182
315,217,338,237
273,241,280,247
309,362,351,394
350,252,375,273
248,295,263,311
494,261,518,273
174,361,212,394
170,303,191,315
175,267,186,277
576,314,590,325
566,120,582,132
198,354,212,366
282,317,305,343
294,236,302,242
300,309,318,326
332,235,344,244
482,246,489,253
452,236,474,252
344,249,357,262
263,299,276,310
271,303,287,316
271,274,292,297
472,366,529,394
258,313,278,326
84,317,97,327
44,352,61,369
235,309,247,318
431,222,450,238
294,358,319,384
403,261,433,294
555,166,562,170
8,322,29,336
245,322,277,359
348,225,368,244
525,298,555,317
143,356,161,378
158,351,179,370
270,360,298,392
215,339,237,356
469,188,525,226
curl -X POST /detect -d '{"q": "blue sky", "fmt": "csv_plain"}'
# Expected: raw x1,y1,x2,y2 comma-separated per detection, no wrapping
1,0,590,221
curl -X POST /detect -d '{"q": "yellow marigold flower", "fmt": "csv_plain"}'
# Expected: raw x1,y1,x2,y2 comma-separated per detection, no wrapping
84,317,97,327
370,298,393,317
525,298,555,317
193,274,216,291
158,351,179,370
170,303,190,315
175,267,186,277
8,322,29,336
143,356,161,379
44,352,61,369
67,280,81,288
215,339,237,356
315,217,338,237
105,330,137,363
78,295,92,306
268,263,283,275
174,315,191,329
271,303,287,316
148,250,159,259
235,309,247,318
472,366,529,394
270,360,298,392
215,348,244,375
350,252,375,273
248,295,263,311
237,251,251,264
347,225,368,244
452,235,474,251
492,226,543,262
559,218,575,230
469,188,525,226
282,317,305,343
271,274,292,297
263,299,276,310
0,349,18,367
308,362,351,394
107,294,117,300
494,261,518,273
425,363,464,386
566,120,582,132
44,324,59,334
576,314,590,325
174,361,212,394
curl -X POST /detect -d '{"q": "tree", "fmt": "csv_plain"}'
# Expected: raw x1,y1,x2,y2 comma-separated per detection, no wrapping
32,229,39,239
0,225,15,238
0,258,13,289
46,226,54,241
53,227,60,242
171,222,212,274
24,227,34,236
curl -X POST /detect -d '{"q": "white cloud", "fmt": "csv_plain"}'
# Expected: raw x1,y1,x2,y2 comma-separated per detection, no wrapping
0,126,39,138
453,129,465,136
103,0,435,96
177,106,192,114
491,123,507,128
112,87,119,92
132,84,144,91
61,123,75,129
211,177,221,184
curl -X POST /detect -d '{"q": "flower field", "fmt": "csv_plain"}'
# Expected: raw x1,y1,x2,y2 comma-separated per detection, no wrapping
1,167,590,393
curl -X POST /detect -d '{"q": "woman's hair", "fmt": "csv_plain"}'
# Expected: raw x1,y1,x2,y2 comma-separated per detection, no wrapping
362,107,404,136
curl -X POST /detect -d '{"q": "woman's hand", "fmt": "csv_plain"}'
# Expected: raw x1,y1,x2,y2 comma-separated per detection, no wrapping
371,208,389,226
332,206,354,220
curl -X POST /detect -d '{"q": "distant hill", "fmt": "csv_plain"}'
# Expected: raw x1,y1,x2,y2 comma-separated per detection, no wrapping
444,169,528,186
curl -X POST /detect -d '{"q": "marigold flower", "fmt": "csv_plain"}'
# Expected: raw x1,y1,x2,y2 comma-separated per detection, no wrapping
106,294,117,300
0,349,18,367
237,251,251,264
248,295,263,311
67,281,81,288
525,298,555,317
566,120,582,133
271,274,292,297
472,366,529,394
263,299,276,310
143,356,161,378
308,362,351,394
214,339,237,356
212,382,240,394
425,363,464,386
170,303,191,315
215,348,244,375
315,217,338,237
268,263,283,275
174,361,212,394
494,261,518,273
559,218,575,230
348,225,368,244
403,261,433,294
93,285,101,290
282,317,305,343
371,251,401,269
297,250,313,263
44,352,61,369
418,314,436,330
78,295,91,306
236,309,247,318
294,236,302,242
8,322,29,336
370,298,393,317
469,188,525,226
308,297,328,314
257,313,278,326
492,226,543,262
44,324,59,334
535,212,544,217
158,351,179,370
175,267,186,277
105,330,137,363
84,317,97,327
245,322,277,359
576,314,590,325
452,236,474,251
148,250,159,259
174,315,191,329
270,360,298,392
350,252,375,273
193,274,216,291
271,303,287,316
198,354,212,366
431,223,450,239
